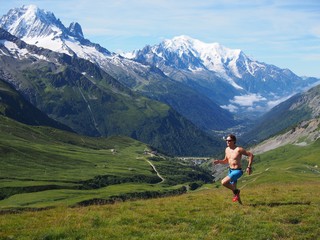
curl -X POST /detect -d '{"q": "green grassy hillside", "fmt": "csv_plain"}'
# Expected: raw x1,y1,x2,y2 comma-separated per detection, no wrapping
0,79,72,132
0,115,212,210
0,139,319,239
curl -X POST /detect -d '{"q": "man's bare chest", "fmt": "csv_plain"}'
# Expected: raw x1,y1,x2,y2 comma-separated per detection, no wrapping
226,148,241,160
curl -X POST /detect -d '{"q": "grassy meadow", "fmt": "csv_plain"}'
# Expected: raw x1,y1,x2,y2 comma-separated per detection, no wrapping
0,115,211,210
1,128,319,239
0,182,319,239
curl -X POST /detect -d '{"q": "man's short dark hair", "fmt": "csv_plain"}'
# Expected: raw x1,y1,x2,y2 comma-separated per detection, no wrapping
227,134,237,143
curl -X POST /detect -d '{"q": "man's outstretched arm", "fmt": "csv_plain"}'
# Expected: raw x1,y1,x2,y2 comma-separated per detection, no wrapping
213,156,228,165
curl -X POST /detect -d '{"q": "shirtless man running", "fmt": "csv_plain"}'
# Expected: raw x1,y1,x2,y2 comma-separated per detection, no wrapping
213,134,254,203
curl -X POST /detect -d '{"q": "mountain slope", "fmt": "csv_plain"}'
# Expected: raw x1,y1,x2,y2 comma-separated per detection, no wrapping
128,35,318,117
243,84,320,144
0,78,72,131
251,118,320,154
1,135,319,238
0,28,223,156
0,5,237,132
0,114,213,207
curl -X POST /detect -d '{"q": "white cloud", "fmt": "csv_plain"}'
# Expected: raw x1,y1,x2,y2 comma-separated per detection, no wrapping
230,94,267,107
267,95,293,109
221,104,238,113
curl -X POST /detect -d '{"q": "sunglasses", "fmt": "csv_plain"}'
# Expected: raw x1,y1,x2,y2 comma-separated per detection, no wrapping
226,139,233,142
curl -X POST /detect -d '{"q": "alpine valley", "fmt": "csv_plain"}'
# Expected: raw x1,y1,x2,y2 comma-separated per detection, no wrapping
1,4,320,214
0,4,319,155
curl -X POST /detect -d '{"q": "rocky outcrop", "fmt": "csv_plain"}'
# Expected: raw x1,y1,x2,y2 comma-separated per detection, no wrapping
251,118,320,154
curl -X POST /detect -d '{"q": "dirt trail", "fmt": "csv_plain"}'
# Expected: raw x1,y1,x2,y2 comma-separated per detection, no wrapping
146,160,165,183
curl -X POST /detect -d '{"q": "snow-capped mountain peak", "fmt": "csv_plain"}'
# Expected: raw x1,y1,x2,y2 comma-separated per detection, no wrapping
68,22,84,38
0,5,113,58
1,5,318,119
177,36,241,75
166,36,243,76
162,35,198,54
127,35,318,116
162,35,241,61
167,36,244,83
0,5,65,39
128,35,244,84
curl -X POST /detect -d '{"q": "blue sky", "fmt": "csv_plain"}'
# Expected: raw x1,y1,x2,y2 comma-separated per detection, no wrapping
1,0,320,77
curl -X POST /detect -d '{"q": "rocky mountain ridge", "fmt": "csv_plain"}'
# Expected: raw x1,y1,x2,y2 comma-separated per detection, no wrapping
129,35,318,117
1,5,318,123
251,118,320,154
0,5,239,132
1,4,319,151
0,28,223,156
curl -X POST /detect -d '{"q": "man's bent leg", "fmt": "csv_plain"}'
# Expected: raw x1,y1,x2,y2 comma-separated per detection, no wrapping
222,176,242,203
221,176,236,191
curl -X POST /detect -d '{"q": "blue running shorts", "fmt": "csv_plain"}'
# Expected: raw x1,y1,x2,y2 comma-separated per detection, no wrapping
228,168,243,184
